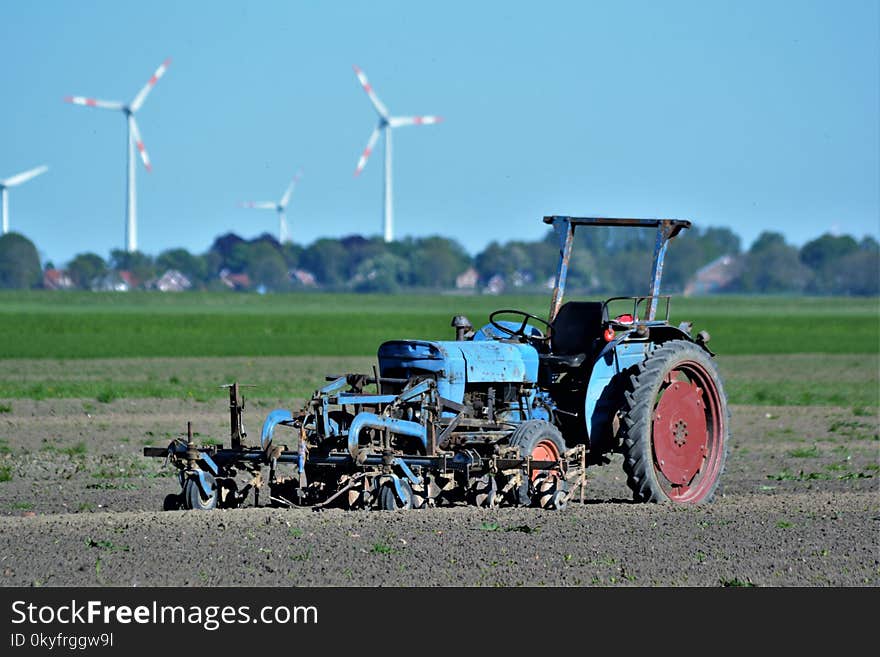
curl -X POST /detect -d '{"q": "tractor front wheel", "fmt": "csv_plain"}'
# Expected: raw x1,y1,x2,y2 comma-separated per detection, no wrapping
509,420,566,480
509,420,569,508
620,340,729,504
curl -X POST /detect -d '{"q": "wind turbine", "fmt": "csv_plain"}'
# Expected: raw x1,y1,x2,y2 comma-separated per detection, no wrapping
0,165,48,235
352,65,442,243
239,170,303,244
65,58,171,253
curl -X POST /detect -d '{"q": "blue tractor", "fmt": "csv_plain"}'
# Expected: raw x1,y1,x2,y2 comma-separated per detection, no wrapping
146,216,729,510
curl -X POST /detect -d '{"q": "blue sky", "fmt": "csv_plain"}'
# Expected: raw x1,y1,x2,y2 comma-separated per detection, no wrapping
1,0,878,266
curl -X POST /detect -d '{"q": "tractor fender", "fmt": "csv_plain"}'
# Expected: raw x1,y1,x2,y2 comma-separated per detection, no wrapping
260,409,294,451
648,325,716,356
582,327,711,451
583,341,651,448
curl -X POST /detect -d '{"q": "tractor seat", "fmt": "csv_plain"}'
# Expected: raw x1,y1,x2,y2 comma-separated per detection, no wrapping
539,301,607,370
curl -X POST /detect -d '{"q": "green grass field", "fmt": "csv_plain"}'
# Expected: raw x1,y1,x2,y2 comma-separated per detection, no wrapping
0,291,876,407
0,291,877,358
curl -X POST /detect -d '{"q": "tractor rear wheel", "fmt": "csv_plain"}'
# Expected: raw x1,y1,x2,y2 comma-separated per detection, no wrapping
620,340,729,504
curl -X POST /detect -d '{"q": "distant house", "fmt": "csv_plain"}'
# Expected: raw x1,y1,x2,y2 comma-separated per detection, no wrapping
484,274,505,295
511,270,533,288
455,267,479,290
684,255,740,296
91,272,130,292
219,269,251,291
290,269,317,287
118,271,137,288
43,268,74,290
153,269,192,292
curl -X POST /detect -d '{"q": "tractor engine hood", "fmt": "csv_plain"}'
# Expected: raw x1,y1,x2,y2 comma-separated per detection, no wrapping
377,339,539,404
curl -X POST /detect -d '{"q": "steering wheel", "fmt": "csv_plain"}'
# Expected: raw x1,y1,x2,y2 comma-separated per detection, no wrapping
488,309,552,344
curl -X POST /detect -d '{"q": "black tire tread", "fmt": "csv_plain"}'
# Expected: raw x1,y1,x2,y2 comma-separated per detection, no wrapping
509,419,566,457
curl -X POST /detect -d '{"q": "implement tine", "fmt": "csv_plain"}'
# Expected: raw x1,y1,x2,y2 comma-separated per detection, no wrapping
312,472,367,511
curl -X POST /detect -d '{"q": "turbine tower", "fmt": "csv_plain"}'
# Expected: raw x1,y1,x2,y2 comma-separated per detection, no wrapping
65,58,171,252
352,65,442,243
240,170,303,244
0,165,48,235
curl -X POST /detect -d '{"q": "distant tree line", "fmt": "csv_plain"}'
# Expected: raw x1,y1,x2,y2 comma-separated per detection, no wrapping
0,225,876,296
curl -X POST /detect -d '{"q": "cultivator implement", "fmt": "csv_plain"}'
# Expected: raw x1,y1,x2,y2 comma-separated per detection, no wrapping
146,382,586,511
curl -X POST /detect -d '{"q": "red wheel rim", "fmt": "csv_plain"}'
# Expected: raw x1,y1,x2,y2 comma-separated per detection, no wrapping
531,439,561,481
650,360,724,503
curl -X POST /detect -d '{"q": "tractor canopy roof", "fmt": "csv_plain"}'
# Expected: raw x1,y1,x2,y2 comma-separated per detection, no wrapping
543,215,692,323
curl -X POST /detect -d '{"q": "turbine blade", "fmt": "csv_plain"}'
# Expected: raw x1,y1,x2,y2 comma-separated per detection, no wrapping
279,169,303,208
129,117,152,172
354,126,382,176
353,65,389,118
64,96,124,111
129,57,172,112
390,115,443,127
1,165,49,188
239,201,277,210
